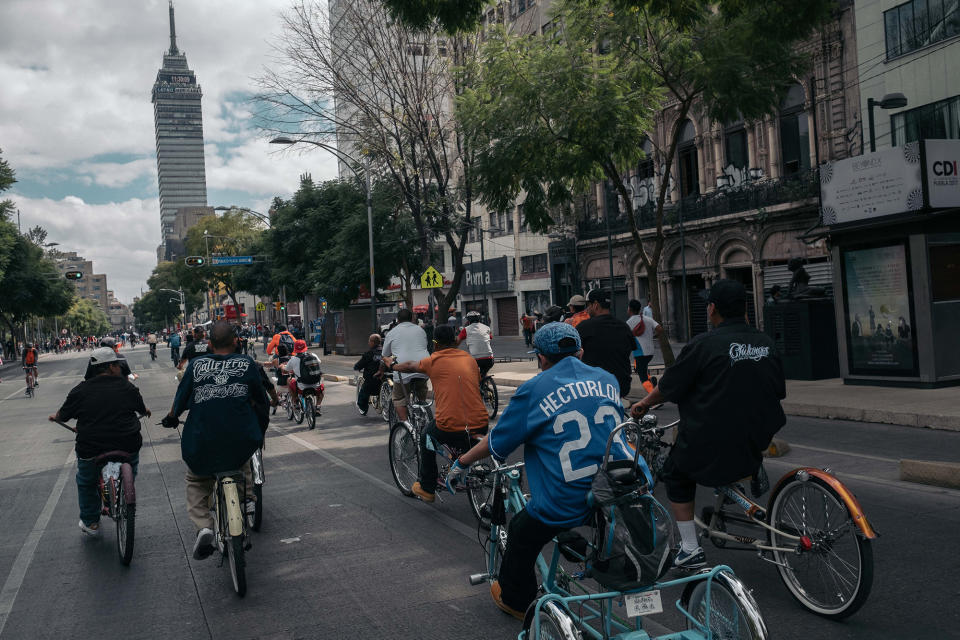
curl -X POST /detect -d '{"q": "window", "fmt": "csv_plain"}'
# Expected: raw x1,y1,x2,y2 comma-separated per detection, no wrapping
430,246,445,272
518,204,529,232
467,217,479,243
489,212,498,230
724,124,748,171
891,95,960,145
677,120,699,198
779,84,810,175
521,253,548,274
884,0,960,59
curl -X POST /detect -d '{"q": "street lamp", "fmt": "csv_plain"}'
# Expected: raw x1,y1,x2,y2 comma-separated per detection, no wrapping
159,288,185,327
270,136,377,332
214,205,271,228
867,93,908,152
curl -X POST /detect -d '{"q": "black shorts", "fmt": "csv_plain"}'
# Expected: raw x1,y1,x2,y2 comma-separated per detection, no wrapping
660,453,697,504
476,358,493,377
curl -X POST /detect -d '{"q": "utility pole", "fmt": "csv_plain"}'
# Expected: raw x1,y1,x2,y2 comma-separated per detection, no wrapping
479,226,489,324
366,157,377,332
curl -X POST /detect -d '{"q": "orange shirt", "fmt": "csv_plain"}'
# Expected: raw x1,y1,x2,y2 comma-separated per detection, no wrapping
565,310,591,328
418,348,488,433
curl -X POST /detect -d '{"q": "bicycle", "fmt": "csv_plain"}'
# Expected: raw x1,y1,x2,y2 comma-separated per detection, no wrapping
248,447,264,532
54,420,138,566
354,373,384,417
480,375,499,420
290,385,321,430
388,392,496,527
149,344,157,361
210,467,251,597
468,431,767,640
378,377,396,424
634,413,875,619
23,366,37,398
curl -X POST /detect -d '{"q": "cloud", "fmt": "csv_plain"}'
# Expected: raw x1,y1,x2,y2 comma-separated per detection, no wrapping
13,193,159,304
74,158,157,189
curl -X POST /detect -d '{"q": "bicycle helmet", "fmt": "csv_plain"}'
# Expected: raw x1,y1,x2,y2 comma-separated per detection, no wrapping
466,311,481,318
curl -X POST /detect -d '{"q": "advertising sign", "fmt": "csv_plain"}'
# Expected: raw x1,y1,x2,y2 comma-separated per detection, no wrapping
463,256,510,292
820,143,923,225
925,139,960,208
841,243,918,376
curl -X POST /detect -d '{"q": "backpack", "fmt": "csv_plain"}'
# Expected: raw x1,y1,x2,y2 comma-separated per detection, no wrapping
278,332,295,353
298,352,323,385
588,429,675,592
25,349,36,365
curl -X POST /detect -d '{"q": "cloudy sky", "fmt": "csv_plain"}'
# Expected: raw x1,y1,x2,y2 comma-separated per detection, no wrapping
0,0,339,303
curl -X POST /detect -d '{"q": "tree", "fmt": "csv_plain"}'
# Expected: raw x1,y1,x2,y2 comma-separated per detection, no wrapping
255,0,483,319
0,234,74,337
379,0,487,33
0,149,20,284
458,0,831,363
64,298,111,336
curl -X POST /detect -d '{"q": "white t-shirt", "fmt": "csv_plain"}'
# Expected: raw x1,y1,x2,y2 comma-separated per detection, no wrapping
460,322,493,358
382,321,429,381
284,354,323,390
626,314,660,357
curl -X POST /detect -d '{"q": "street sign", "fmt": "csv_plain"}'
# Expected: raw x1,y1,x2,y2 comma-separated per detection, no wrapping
209,256,254,266
255,302,266,311
420,266,443,289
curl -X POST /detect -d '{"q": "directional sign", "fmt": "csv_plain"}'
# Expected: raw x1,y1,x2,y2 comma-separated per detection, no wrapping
209,256,254,266
420,266,443,289
255,302,266,311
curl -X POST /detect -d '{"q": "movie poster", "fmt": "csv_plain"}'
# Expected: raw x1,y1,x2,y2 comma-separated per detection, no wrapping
842,243,917,375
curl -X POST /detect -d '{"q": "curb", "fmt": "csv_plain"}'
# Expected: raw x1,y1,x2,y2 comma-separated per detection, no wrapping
899,459,960,490
323,374,351,383
781,401,960,432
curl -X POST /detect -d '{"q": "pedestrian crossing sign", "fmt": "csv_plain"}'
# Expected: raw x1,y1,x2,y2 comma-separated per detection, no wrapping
255,302,266,311
420,266,443,289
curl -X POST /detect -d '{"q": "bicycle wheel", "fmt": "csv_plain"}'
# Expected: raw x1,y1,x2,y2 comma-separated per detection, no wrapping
116,476,135,566
769,476,873,618
521,601,582,640
305,396,316,430
284,394,294,421
388,422,419,496
467,460,495,529
683,572,767,640
251,483,263,532
379,383,393,422
227,535,247,597
480,377,499,420
293,397,304,424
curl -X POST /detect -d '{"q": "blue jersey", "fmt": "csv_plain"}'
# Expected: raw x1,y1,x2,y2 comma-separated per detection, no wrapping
488,357,632,528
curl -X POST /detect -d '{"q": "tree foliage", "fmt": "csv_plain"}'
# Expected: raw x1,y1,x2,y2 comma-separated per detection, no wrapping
133,261,205,331
0,234,74,332
379,0,487,33
64,298,111,336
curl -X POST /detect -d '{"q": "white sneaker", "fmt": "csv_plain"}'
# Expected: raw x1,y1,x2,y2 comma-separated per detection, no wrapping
78,520,101,536
192,527,215,560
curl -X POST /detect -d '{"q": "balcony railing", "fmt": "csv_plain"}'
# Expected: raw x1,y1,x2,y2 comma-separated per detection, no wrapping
577,169,819,240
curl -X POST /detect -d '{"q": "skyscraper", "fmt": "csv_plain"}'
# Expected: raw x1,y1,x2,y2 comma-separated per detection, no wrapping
152,1,208,262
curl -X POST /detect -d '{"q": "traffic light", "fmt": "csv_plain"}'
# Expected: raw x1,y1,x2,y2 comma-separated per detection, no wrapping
274,302,282,312
64,271,83,280
184,256,206,267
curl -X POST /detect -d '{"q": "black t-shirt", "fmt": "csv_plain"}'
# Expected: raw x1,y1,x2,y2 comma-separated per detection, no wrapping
657,319,786,486
576,314,635,396
180,340,211,363
57,375,146,458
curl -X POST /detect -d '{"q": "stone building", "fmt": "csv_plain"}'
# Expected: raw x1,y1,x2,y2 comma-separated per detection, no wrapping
55,252,109,310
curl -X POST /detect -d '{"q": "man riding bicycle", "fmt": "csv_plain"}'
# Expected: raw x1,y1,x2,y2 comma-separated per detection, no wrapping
382,308,429,423
384,324,489,503
147,332,158,357
22,343,39,393
448,322,632,619
631,279,786,569
353,333,384,416
266,324,296,357
281,339,324,416
457,310,494,378
49,347,150,536
169,330,182,365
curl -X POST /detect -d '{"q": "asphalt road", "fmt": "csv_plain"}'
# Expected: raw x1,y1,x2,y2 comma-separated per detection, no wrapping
0,348,957,639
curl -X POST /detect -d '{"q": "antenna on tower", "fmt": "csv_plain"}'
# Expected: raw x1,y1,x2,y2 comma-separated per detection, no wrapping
168,1,179,54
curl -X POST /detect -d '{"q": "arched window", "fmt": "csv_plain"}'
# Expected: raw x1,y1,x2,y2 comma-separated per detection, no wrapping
724,118,748,172
638,138,654,179
779,84,810,175
677,120,699,198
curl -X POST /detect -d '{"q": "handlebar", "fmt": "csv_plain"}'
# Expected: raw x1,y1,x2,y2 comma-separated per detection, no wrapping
489,459,525,474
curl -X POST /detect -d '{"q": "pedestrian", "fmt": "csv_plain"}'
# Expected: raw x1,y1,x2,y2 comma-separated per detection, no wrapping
626,299,664,394
521,312,535,347
575,289,635,398
564,294,590,328
642,300,654,318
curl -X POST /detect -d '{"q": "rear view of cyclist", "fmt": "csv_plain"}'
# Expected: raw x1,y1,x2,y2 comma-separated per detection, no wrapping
282,340,324,416
457,310,494,378
169,331,182,365
22,343,39,394
49,347,150,536
266,325,296,357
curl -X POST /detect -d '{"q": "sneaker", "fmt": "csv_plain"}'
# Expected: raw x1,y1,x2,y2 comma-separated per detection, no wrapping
355,401,367,416
192,528,215,560
490,581,525,620
674,546,706,570
411,481,435,503
78,520,101,536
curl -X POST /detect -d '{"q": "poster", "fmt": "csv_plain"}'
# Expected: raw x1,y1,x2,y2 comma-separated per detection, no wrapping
842,243,917,375
925,139,960,208
820,143,923,225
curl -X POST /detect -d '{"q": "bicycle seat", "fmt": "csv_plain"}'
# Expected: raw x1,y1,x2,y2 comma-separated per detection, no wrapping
95,450,134,464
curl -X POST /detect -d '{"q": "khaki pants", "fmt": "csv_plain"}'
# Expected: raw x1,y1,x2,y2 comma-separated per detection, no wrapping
185,461,255,530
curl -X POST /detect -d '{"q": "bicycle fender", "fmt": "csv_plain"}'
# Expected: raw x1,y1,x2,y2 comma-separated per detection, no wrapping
120,463,136,505
769,467,877,539
221,478,245,537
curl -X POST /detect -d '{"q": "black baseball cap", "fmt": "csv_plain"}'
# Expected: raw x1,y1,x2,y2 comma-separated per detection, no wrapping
702,279,747,317
586,289,611,306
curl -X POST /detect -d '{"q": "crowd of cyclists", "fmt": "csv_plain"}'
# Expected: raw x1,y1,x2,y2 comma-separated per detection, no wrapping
45,278,788,627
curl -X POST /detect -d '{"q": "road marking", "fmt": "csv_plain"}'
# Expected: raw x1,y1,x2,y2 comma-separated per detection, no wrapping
787,443,900,463
279,430,477,541
0,449,75,636
280,537,301,544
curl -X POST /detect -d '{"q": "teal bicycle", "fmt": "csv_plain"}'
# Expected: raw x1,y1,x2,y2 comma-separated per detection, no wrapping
468,421,767,640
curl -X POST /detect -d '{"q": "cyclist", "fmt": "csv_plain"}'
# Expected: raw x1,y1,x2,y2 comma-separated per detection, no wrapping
22,342,39,393
576,289,636,399
631,279,786,569
383,324,488,503
169,330,182,365
382,308,429,423
266,324,296,357
264,342,293,415
564,294,590,328
178,327,210,369
161,321,268,559
147,332,158,359
456,310,494,378
49,347,149,536
353,333,384,416
447,322,631,619
281,340,324,417
84,337,137,381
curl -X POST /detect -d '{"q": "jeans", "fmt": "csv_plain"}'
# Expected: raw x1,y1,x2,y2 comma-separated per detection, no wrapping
76,453,140,526
499,508,566,612
357,386,372,412
170,346,180,364
418,422,486,493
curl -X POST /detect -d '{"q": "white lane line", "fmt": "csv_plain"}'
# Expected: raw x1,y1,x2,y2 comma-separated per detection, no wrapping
280,430,477,541
0,449,75,637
